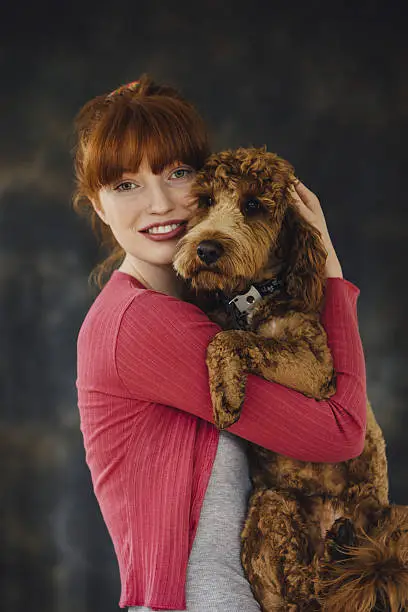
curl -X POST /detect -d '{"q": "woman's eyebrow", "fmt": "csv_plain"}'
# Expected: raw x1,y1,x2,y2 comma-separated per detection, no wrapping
120,170,141,179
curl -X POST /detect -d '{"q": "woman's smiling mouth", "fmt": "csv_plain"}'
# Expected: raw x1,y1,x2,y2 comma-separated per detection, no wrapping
140,220,188,241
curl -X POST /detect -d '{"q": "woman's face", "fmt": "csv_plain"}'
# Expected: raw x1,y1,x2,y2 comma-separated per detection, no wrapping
93,157,198,267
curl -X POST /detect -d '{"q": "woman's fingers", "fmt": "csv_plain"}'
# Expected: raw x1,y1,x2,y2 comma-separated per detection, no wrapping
289,184,315,224
294,180,320,212
290,179,342,277
290,180,330,239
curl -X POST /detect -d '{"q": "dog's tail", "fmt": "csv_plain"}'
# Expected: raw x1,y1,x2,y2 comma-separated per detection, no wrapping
317,506,408,612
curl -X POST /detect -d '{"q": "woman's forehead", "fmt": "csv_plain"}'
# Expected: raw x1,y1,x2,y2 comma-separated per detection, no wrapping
123,157,188,174
83,103,208,192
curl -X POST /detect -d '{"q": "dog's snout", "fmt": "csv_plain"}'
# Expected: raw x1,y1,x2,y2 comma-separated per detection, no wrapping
196,240,224,265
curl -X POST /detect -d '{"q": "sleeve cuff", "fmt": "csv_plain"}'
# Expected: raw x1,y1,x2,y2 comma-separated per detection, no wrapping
325,277,360,299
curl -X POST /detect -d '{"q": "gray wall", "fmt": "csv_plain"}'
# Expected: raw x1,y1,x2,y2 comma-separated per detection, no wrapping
1,1,407,610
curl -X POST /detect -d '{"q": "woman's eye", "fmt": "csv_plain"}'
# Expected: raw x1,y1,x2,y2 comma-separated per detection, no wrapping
115,181,137,192
169,167,194,180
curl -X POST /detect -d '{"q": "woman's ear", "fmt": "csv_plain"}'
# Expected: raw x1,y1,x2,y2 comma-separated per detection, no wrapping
277,201,327,311
90,197,108,225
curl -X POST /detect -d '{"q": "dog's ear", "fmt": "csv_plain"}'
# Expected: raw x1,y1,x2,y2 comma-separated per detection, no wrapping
277,201,327,311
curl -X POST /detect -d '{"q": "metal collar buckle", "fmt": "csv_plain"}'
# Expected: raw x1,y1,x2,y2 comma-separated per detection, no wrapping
228,285,263,315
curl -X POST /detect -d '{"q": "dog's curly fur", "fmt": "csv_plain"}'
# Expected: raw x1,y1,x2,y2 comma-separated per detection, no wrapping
173,147,408,611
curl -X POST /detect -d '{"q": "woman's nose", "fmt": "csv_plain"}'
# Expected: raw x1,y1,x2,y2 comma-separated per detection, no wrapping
148,185,175,213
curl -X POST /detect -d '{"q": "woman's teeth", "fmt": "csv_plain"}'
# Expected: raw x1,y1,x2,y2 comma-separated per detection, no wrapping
147,223,182,234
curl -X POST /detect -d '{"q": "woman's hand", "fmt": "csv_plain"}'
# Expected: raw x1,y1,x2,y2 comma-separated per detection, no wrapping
291,181,343,279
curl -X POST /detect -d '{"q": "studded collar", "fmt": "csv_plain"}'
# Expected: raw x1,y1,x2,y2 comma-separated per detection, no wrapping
218,275,285,329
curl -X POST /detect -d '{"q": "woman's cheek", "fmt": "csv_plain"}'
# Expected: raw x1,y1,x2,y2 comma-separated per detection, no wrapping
117,202,141,227
184,194,199,213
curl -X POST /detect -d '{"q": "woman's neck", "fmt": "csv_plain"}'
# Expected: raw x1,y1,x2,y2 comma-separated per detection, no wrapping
118,255,186,299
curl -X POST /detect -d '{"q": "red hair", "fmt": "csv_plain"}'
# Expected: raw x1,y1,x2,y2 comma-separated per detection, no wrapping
73,74,210,288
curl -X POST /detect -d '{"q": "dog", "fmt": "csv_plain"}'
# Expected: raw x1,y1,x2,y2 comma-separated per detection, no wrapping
173,147,408,611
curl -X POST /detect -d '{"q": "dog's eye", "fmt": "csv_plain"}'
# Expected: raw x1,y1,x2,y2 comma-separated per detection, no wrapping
243,198,261,214
199,195,213,208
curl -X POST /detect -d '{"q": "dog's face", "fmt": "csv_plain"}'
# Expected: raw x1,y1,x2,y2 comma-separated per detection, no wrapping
174,148,295,293
174,147,327,308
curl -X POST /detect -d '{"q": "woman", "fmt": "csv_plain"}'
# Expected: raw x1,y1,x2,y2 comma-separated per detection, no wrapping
74,75,367,611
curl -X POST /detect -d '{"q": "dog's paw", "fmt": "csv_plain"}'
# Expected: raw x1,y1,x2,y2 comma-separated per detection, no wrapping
206,331,248,429
210,386,242,429
319,373,337,399
326,518,357,561
209,368,247,429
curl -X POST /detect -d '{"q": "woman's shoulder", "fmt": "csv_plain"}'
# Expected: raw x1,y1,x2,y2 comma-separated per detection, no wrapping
85,268,141,309
78,270,211,343
77,271,146,343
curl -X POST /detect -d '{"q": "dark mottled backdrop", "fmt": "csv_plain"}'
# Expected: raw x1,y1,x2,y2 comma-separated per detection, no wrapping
1,1,407,610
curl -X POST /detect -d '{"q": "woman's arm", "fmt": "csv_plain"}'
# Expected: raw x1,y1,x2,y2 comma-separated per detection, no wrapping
115,276,366,463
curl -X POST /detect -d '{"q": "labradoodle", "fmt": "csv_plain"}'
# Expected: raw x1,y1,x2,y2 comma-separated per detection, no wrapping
173,147,408,612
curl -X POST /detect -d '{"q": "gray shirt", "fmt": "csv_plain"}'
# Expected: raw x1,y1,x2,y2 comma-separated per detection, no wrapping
129,429,261,611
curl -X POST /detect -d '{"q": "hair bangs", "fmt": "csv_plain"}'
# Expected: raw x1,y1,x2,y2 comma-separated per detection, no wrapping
83,97,209,193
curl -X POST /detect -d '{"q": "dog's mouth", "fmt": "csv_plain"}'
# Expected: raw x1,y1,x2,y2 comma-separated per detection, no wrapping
194,265,222,275
190,266,223,282
189,267,253,295
189,267,233,292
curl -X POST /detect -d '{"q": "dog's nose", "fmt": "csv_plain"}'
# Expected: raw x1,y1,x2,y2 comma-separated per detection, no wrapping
196,240,224,265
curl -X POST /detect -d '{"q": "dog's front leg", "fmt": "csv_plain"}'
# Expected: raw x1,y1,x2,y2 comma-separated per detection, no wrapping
242,329,336,396
206,330,251,429
206,328,336,430
207,329,336,427
206,328,307,430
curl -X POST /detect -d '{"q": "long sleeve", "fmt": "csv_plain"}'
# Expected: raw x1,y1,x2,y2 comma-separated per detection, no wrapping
115,277,367,463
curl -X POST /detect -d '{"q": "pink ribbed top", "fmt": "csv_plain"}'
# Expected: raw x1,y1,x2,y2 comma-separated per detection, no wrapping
76,271,367,610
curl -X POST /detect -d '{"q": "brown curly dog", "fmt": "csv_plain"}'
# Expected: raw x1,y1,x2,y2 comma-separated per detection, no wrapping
173,147,408,612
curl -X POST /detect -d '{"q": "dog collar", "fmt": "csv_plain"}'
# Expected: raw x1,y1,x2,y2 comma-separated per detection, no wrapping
219,276,284,329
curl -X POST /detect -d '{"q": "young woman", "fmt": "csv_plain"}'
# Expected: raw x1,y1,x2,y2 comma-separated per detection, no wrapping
74,75,367,611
